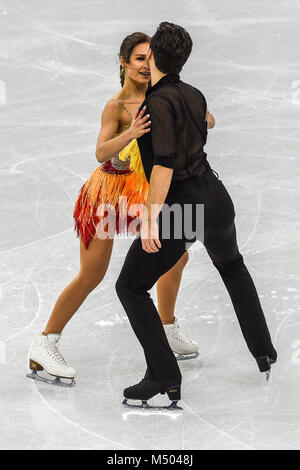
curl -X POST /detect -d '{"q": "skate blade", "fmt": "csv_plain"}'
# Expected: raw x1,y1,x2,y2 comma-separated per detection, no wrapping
175,351,199,362
26,371,76,388
122,399,183,411
265,369,272,383
265,360,276,383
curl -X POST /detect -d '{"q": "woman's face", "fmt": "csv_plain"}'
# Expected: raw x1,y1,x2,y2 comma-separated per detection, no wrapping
123,42,151,85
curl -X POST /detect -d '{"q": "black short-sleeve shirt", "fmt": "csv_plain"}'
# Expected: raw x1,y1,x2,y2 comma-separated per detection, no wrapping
137,73,208,183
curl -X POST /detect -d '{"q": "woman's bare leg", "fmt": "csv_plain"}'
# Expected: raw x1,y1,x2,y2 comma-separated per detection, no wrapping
156,250,189,325
43,237,114,335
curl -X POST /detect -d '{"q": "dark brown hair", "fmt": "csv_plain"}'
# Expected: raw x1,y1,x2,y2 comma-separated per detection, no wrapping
118,32,151,87
150,22,192,75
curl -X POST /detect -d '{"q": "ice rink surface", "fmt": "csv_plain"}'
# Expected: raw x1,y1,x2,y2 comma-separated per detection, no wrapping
1,0,300,450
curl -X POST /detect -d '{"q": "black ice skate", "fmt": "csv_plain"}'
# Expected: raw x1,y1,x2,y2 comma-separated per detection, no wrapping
256,354,277,382
122,378,182,411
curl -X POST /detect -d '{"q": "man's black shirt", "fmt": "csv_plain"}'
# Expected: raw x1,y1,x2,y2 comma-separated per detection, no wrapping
137,73,208,183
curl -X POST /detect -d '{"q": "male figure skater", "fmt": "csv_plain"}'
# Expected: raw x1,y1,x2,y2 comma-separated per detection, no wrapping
116,22,277,410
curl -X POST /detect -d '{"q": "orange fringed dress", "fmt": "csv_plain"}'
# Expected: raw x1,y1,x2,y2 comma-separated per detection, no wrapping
73,124,149,249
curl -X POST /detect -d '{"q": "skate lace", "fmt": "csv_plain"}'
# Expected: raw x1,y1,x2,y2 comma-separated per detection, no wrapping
172,323,194,345
46,344,68,367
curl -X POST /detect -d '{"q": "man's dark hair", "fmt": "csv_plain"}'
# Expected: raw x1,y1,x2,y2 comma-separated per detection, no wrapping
150,22,193,75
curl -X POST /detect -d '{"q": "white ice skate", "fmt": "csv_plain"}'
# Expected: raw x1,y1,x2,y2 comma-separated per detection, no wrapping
164,316,199,361
26,333,76,387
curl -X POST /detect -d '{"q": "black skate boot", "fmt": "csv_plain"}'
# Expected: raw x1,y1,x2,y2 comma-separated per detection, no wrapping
122,377,182,411
255,351,277,382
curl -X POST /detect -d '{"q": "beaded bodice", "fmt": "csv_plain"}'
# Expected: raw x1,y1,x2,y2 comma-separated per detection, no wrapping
102,122,132,174
111,154,131,170
111,133,131,170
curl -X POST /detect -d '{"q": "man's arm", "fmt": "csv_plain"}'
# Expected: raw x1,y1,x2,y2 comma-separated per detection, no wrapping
141,165,173,252
141,95,176,253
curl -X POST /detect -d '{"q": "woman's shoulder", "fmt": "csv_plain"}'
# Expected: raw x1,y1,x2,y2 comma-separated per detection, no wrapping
102,95,123,118
106,91,124,105
102,95,131,133
106,92,138,105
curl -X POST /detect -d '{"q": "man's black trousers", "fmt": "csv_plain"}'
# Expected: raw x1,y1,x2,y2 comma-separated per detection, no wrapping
115,168,277,383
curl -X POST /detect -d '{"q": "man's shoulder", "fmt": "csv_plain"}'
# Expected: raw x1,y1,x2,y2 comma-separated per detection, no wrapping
146,90,173,108
147,85,179,106
179,80,206,99
147,88,171,99
149,80,205,100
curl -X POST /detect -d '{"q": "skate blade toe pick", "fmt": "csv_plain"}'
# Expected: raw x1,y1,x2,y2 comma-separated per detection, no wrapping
256,355,276,383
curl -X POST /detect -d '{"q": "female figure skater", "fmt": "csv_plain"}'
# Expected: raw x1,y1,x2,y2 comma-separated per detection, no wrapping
27,32,202,386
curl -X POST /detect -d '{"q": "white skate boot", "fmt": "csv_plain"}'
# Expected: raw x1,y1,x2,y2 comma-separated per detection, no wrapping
164,316,199,361
26,333,76,387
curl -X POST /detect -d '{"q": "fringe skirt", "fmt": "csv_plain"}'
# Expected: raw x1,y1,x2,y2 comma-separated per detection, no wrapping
73,159,149,249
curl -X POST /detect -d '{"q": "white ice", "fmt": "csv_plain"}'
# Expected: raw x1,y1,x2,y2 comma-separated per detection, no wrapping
0,0,300,450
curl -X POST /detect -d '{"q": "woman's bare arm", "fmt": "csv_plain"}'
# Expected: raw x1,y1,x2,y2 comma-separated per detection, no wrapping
206,109,215,129
95,102,133,163
95,102,151,163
